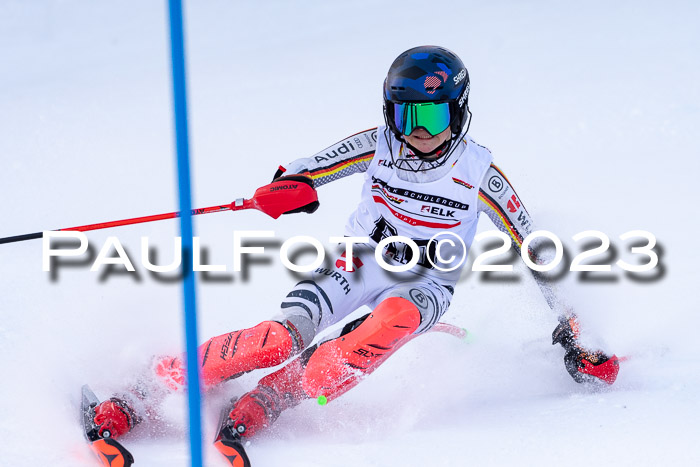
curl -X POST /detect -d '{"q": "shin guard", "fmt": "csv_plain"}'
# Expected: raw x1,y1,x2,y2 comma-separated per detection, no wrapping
301,297,421,403
200,321,296,386
155,321,296,390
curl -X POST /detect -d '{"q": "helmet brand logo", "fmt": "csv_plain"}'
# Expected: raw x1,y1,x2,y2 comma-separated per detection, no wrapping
458,84,469,107
424,71,449,95
453,69,467,85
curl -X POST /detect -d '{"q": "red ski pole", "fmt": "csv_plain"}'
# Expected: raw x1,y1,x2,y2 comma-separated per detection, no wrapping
0,175,318,245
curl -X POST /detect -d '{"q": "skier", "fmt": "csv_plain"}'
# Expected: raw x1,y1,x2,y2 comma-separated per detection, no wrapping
89,46,620,460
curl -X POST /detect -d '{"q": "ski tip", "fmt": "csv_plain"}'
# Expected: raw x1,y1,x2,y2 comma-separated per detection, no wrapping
317,395,328,406
214,438,251,467
81,384,98,403
88,438,134,467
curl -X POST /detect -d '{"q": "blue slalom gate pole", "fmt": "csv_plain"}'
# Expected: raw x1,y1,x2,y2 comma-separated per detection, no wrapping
167,1,203,466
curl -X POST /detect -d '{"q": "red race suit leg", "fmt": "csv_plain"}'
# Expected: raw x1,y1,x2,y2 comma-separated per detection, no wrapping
225,297,421,437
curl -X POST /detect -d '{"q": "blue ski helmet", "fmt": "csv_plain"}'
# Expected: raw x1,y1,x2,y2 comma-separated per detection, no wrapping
383,46,470,140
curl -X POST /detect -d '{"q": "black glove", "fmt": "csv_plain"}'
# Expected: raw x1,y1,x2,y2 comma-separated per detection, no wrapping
551,315,580,349
552,315,619,385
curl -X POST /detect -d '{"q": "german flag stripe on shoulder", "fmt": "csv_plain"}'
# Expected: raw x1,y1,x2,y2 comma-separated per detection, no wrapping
478,189,524,248
308,152,375,179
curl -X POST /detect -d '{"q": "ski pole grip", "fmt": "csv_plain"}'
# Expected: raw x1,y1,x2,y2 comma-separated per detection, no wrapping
249,175,319,219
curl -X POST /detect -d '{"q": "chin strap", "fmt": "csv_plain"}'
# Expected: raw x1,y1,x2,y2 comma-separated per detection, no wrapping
391,128,467,173
404,139,451,160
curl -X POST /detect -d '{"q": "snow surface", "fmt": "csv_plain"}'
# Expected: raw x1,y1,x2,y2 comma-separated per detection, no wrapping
1,0,699,466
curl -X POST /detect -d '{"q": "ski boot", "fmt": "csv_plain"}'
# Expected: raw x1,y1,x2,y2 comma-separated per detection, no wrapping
214,401,254,467
214,357,308,466
92,397,139,439
81,385,137,467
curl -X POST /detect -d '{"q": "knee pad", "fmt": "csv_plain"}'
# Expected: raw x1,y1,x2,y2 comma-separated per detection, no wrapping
274,280,333,349
275,314,316,352
386,285,449,334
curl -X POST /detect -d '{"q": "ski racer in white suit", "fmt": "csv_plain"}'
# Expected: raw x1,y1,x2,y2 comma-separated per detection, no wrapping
89,46,620,453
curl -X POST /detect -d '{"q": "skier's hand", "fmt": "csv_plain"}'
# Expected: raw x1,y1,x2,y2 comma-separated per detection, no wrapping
272,165,288,181
269,173,320,215
271,162,308,181
552,315,580,349
563,346,619,385
552,315,620,385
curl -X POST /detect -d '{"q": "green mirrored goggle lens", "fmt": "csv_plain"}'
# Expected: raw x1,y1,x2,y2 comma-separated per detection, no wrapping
393,102,451,136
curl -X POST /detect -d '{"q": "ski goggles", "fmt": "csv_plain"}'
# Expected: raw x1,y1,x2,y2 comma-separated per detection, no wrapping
392,102,451,136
